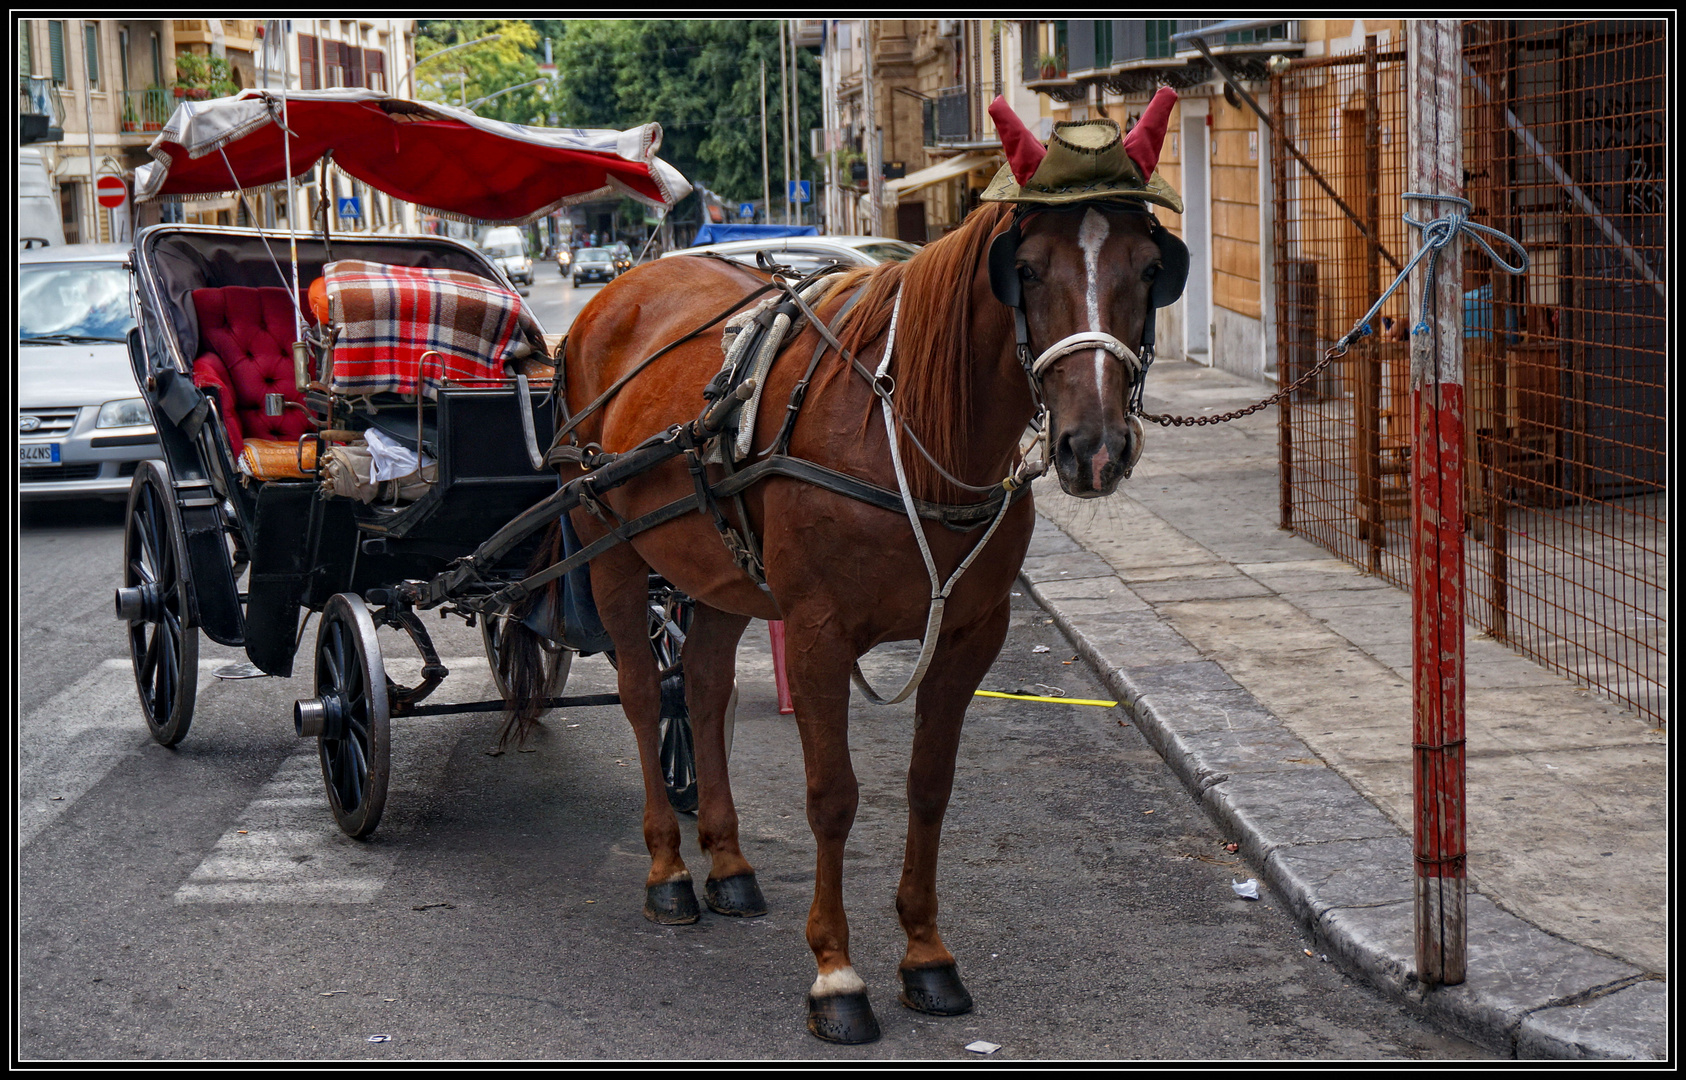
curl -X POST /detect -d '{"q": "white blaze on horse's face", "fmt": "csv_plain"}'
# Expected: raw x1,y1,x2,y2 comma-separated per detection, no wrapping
1077,207,1111,400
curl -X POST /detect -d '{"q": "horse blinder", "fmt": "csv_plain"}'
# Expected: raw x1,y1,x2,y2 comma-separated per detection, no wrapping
987,222,1023,309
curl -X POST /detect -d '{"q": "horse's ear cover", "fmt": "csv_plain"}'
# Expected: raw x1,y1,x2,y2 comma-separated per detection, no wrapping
988,222,1022,308
1151,225,1190,309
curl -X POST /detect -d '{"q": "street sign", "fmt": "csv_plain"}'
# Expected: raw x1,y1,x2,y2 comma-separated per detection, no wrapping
738,202,755,220
787,180,811,203
337,196,362,220
96,175,127,209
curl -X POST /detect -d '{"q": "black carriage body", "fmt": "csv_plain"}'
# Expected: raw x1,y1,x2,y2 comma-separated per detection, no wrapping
128,224,560,676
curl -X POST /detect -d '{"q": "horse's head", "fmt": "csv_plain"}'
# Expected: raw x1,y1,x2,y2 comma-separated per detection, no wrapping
981,88,1187,498
991,205,1184,497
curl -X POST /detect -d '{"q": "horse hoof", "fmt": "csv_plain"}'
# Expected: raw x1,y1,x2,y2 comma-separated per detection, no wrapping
704,872,768,917
898,963,973,1016
806,991,882,1044
643,879,700,925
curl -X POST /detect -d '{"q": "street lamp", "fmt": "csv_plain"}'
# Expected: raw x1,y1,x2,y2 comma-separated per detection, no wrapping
399,33,503,99
465,78,546,112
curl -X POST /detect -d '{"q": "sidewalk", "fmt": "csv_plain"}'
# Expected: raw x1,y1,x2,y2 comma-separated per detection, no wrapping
1019,359,1666,1060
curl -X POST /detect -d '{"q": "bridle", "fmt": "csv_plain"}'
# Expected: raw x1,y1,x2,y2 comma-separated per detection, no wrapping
986,201,1189,416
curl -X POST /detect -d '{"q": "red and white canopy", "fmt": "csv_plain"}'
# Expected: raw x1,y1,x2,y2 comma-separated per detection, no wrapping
134,88,690,224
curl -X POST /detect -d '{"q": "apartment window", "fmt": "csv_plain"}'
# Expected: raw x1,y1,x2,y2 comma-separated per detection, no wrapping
84,22,99,90
364,48,385,92
20,19,32,76
1053,20,1068,67
49,20,67,84
1226,23,1288,45
1093,21,1112,68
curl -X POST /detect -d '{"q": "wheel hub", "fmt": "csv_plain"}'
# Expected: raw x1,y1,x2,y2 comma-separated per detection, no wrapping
295,690,349,740
114,582,164,623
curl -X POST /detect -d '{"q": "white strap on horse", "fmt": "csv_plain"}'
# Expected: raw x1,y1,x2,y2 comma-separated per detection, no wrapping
850,286,1020,706
1028,331,1141,383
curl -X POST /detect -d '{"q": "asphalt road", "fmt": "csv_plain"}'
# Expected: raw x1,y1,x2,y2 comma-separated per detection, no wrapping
15,267,1494,1060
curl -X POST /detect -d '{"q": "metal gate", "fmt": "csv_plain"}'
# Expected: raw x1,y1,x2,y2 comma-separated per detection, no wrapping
1270,20,1667,725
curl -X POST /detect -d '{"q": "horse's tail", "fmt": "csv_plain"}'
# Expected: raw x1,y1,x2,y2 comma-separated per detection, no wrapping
495,520,565,750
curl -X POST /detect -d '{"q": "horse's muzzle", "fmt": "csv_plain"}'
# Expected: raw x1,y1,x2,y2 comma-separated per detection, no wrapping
1052,416,1144,498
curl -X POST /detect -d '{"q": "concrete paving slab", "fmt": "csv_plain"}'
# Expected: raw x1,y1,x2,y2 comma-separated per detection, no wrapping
1060,612,1205,672
1265,836,1416,925
1019,550,1118,584
1517,978,1668,1060
1129,575,1276,604
1026,574,1150,614
1201,767,1401,864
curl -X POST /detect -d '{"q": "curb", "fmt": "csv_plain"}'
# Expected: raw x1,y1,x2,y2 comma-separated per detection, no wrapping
1018,516,1666,1061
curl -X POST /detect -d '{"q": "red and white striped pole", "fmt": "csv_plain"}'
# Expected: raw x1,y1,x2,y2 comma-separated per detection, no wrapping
1406,18,1467,987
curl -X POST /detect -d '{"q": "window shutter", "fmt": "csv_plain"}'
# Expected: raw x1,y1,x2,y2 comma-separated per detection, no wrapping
20,19,32,76
49,20,66,84
364,48,385,93
85,22,99,89
299,33,318,90
343,44,363,90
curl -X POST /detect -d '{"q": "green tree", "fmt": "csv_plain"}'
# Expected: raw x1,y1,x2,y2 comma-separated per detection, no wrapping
550,20,823,205
413,19,552,125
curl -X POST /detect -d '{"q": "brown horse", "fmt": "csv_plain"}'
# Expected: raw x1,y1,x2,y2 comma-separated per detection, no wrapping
509,196,1169,1042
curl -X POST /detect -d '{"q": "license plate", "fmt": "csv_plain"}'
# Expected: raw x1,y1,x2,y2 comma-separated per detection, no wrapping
20,443,61,466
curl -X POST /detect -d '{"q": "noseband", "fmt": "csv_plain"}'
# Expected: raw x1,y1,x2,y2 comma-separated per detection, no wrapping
987,202,1189,413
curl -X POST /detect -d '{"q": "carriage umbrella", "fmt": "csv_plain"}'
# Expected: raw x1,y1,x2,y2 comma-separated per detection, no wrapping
133,88,691,223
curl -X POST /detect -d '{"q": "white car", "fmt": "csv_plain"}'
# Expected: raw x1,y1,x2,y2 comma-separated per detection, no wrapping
19,243,160,500
661,234,919,275
480,225,533,286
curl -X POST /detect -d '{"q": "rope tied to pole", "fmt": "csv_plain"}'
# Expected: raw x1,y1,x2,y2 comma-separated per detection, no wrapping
1144,195,1530,428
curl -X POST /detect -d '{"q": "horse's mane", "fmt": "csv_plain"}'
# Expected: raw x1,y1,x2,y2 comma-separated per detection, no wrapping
822,201,1012,497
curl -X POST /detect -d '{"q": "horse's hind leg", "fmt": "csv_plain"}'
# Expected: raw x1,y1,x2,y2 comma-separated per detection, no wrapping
680,603,766,917
588,543,699,924
895,595,1012,1017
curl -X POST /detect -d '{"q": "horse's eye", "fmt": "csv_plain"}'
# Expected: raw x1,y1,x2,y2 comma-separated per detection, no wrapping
1144,263,1162,281
1017,264,1037,283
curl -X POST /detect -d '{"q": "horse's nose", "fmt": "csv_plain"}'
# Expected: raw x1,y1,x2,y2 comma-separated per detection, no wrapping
1054,428,1128,496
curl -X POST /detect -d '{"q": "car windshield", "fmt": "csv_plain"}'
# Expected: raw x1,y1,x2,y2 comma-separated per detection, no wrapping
578,248,608,259
18,263,134,342
854,242,919,263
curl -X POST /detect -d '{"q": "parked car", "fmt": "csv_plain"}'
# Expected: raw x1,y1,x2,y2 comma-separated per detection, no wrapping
572,246,618,286
19,243,160,500
479,225,533,286
660,234,919,275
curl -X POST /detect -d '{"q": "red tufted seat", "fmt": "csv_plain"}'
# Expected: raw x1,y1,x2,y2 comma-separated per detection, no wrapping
189,286,316,459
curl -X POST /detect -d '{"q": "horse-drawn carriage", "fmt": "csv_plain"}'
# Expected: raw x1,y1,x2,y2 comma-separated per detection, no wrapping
114,89,708,836
115,85,1189,1044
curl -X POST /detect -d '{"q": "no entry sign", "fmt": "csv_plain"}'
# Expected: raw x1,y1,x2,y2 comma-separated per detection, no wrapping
97,175,128,209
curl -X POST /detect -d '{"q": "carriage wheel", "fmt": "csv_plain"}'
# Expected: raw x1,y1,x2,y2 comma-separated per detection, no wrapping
480,613,574,709
119,460,199,747
309,594,390,839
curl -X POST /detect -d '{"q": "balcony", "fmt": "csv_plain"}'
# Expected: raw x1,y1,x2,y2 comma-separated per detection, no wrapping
117,87,174,134
926,86,971,144
19,76,65,144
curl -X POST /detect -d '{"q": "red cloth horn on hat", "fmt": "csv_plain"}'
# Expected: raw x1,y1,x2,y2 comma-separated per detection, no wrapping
989,96,1046,185
1123,86,1178,180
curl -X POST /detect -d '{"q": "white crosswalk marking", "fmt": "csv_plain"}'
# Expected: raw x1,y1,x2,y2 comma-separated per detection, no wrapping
175,654,493,905
17,659,218,850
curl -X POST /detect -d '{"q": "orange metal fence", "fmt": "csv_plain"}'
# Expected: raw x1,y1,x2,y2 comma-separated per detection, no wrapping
1270,20,1667,725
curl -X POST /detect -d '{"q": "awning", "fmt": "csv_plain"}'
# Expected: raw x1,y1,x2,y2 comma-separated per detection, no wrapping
882,151,1001,205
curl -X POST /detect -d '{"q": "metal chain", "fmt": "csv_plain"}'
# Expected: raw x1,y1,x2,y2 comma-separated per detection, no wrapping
1140,342,1349,427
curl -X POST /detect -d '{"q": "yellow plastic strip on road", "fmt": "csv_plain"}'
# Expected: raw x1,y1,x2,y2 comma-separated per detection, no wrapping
973,690,1120,708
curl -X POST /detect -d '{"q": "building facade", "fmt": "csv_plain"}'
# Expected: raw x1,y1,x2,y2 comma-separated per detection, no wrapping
18,18,415,243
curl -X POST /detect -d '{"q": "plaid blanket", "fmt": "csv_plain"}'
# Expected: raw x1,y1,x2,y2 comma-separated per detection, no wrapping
323,260,546,399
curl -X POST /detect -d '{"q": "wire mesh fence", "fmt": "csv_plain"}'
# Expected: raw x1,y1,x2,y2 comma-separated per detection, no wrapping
1269,20,1667,725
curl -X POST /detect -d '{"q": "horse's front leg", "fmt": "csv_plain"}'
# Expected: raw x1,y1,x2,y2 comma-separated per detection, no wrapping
785,619,880,1044
896,594,1012,1017
680,602,766,916
588,543,699,924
